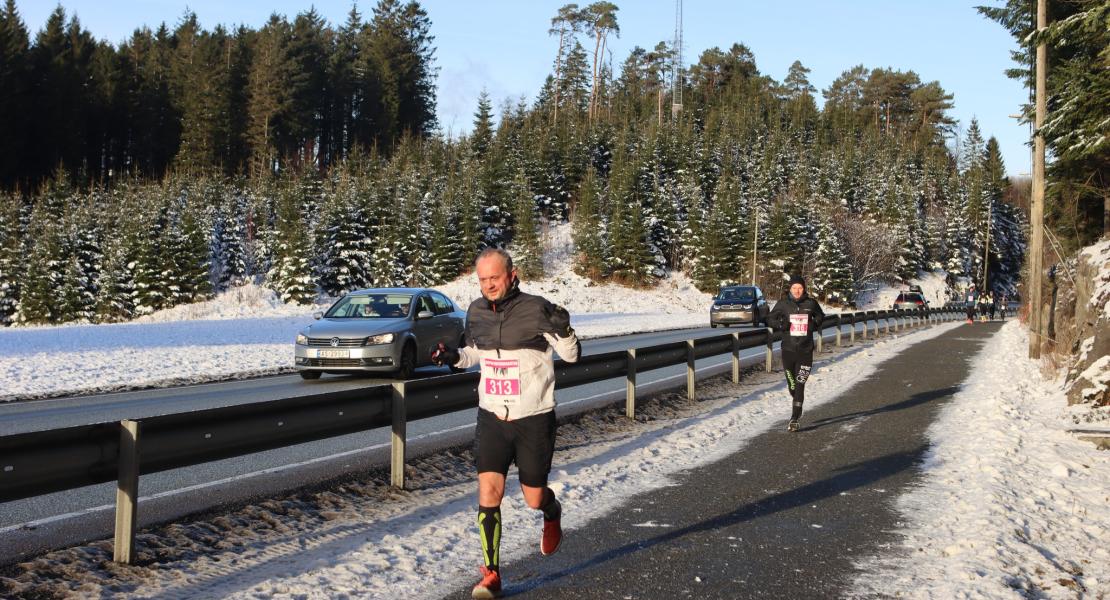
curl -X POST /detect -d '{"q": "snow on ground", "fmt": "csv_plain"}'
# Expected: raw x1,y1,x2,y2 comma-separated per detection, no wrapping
0,315,960,599
0,225,713,401
852,321,1110,599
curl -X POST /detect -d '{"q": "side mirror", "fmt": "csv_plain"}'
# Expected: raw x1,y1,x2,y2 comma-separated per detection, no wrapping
313,311,323,320
416,310,435,320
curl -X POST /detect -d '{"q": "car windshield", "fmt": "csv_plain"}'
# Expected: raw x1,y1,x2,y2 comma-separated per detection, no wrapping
718,288,755,302
896,293,924,303
325,294,413,318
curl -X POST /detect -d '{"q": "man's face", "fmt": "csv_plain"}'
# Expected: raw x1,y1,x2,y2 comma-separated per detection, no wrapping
790,283,805,300
477,255,516,302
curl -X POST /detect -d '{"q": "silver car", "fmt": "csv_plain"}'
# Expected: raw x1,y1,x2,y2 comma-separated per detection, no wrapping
294,288,467,380
710,285,769,328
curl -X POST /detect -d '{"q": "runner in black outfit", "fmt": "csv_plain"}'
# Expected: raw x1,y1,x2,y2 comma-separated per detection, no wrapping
768,274,825,432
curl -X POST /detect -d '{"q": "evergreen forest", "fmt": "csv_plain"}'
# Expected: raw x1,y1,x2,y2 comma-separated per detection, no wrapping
0,0,1061,327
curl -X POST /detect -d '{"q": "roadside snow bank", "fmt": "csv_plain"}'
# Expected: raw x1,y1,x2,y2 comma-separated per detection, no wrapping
852,321,1110,598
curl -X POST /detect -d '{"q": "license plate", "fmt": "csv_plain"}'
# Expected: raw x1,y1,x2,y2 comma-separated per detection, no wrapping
319,349,349,359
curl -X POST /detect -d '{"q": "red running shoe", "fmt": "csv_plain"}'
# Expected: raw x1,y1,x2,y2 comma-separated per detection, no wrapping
541,518,562,555
471,566,502,599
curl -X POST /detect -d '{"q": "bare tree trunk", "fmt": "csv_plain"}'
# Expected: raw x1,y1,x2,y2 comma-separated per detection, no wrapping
553,29,565,126
590,30,602,122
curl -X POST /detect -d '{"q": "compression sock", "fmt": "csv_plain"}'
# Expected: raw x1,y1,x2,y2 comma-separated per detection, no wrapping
539,487,562,522
477,505,501,571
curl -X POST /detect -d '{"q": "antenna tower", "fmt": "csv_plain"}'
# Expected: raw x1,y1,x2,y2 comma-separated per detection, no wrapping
671,0,683,119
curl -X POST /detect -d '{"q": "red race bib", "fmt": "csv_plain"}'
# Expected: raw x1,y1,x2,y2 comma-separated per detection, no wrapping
789,313,809,336
481,358,521,404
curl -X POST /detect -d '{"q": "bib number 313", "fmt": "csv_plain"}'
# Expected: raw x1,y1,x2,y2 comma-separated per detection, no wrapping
789,313,809,337
482,358,521,404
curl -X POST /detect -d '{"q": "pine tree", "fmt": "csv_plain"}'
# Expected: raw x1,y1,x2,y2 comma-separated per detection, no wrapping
17,205,65,324
317,188,370,295
510,169,544,279
177,207,213,302
132,197,175,315
267,187,317,304
572,167,610,278
811,218,854,304
0,196,23,325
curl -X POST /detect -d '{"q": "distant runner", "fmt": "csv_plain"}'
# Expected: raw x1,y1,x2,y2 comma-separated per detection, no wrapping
768,274,825,432
431,248,581,599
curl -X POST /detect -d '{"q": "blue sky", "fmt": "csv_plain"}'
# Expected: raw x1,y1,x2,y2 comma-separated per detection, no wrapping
19,1,1031,176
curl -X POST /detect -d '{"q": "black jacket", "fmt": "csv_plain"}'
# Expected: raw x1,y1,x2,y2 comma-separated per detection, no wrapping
464,283,559,352
768,294,825,355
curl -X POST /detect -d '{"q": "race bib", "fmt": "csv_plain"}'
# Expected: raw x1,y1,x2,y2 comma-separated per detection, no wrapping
481,358,521,404
789,313,809,337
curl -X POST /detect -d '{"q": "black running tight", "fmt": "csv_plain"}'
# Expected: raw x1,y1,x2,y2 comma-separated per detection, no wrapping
781,350,813,421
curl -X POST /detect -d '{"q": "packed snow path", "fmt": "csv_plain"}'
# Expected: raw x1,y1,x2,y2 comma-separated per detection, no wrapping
441,322,1002,599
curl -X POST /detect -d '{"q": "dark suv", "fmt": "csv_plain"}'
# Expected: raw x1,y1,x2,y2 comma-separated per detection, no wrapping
892,291,928,310
710,285,769,327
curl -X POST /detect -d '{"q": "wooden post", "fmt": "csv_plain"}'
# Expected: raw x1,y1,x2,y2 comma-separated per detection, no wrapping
835,315,842,347
731,332,740,383
626,348,637,419
391,382,406,489
884,315,890,335
816,324,824,353
862,316,869,339
1029,0,1047,359
849,316,856,345
113,419,141,565
686,339,696,400
764,328,773,372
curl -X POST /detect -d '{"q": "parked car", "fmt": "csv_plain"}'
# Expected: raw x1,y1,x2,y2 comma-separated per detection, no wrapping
710,285,769,328
294,288,467,380
892,291,929,310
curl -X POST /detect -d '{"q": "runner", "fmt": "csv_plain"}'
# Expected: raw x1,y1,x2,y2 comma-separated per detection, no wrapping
431,248,581,599
768,274,825,432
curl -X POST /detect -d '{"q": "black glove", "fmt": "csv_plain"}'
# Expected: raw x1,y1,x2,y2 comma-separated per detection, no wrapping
431,342,459,367
547,304,573,337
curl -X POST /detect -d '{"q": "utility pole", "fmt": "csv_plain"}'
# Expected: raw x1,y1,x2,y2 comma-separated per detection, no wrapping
1029,0,1047,359
982,194,993,292
751,205,759,285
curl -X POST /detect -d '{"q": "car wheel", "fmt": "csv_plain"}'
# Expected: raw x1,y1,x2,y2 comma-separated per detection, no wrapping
299,370,322,380
710,323,717,328
396,342,416,380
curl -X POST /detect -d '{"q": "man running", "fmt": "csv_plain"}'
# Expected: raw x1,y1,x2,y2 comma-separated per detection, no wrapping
431,248,580,599
768,274,825,433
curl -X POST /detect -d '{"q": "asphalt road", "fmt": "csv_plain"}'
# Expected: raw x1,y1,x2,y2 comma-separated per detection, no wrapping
440,320,998,599
0,316,924,563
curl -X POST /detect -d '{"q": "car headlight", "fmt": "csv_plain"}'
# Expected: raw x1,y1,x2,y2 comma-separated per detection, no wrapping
364,333,395,346
711,305,720,311
296,333,308,345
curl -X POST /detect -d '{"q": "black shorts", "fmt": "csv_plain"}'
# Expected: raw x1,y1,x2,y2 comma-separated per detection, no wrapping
475,408,557,488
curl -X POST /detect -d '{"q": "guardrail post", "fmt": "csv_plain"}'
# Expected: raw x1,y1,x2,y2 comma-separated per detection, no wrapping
731,332,741,383
391,382,406,489
686,339,696,400
896,312,903,331
884,314,890,335
764,328,773,372
816,324,824,353
113,419,141,565
626,348,637,419
849,315,856,345
835,315,842,347
861,315,869,339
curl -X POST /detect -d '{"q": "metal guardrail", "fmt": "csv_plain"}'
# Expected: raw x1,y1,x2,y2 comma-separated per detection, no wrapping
0,306,958,563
